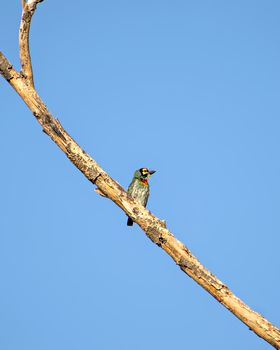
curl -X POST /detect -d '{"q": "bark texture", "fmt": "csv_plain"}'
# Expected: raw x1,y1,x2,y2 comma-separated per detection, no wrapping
0,2,279,349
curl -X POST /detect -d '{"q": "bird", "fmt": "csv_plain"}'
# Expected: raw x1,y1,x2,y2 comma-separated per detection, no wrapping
127,167,156,226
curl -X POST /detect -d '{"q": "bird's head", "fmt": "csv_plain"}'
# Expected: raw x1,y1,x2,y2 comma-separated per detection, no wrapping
134,167,156,181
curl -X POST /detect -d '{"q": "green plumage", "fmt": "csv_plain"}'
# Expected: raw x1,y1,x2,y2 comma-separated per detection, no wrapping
127,168,156,226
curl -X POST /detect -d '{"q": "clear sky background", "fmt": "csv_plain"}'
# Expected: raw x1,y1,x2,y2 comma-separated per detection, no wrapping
1,1,279,349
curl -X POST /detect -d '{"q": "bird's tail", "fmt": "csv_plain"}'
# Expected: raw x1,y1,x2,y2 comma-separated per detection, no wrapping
127,217,133,226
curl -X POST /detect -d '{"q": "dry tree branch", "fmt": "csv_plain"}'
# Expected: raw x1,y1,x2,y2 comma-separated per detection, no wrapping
1,2,280,349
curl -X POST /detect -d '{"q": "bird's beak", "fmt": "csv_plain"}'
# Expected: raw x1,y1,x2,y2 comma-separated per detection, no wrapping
149,170,156,175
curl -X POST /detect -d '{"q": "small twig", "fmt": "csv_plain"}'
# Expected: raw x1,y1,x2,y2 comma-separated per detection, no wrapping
19,0,42,87
94,187,108,197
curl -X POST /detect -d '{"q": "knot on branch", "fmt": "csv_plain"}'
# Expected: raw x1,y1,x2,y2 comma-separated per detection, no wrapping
146,225,168,247
41,114,67,141
0,53,14,81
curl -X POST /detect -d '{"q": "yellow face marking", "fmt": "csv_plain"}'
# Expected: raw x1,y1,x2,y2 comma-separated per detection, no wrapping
141,168,149,175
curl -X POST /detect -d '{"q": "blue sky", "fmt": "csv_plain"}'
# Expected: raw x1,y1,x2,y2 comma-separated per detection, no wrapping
1,1,280,349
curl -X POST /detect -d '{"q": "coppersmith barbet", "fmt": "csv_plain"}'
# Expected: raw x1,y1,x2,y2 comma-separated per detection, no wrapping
127,167,156,226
